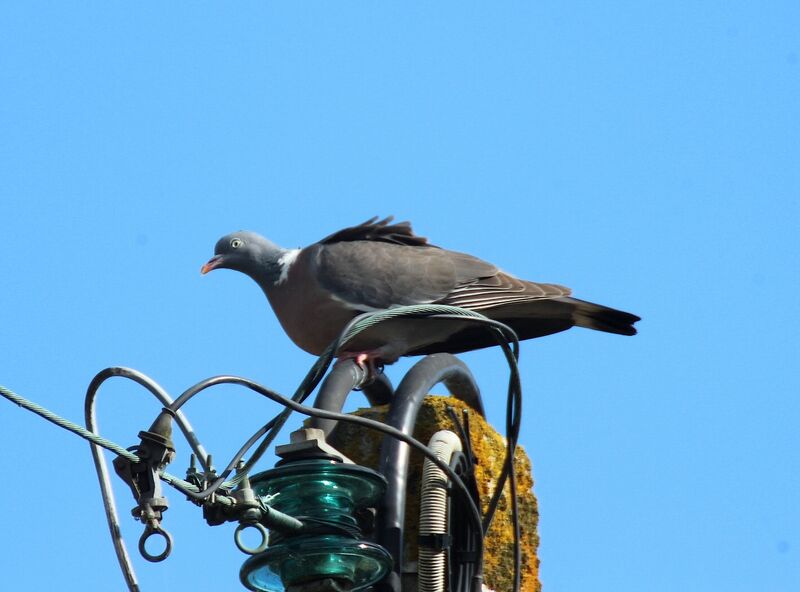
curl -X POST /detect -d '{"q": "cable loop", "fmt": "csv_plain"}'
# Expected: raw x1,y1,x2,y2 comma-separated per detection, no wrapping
138,525,172,563
234,522,269,555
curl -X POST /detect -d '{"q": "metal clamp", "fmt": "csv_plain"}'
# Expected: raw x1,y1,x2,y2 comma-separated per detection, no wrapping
113,410,177,562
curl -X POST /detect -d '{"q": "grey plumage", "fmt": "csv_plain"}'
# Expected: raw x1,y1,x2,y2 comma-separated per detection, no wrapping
202,217,640,362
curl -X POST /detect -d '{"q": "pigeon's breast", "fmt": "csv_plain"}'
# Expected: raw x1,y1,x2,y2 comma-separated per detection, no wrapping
263,249,358,355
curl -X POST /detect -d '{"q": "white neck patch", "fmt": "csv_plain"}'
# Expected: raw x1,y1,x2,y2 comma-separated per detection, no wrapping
275,249,301,285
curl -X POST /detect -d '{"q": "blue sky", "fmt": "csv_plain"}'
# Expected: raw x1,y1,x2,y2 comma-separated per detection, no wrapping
1,2,798,591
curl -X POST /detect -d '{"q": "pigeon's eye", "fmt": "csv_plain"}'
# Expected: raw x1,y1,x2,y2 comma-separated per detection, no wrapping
230,238,243,249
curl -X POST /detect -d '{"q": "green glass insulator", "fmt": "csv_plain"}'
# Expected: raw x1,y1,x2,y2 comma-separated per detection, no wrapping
240,535,392,591
240,461,392,592
250,460,387,530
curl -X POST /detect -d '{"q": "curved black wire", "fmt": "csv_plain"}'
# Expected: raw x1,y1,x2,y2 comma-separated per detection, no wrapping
86,367,211,470
164,348,337,496
168,312,525,592
166,414,281,500
83,367,221,592
431,317,523,592
215,374,486,541
91,309,525,592
166,372,484,531
346,312,523,592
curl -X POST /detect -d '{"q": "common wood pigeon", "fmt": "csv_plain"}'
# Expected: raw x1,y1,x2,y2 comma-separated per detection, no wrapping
201,217,639,364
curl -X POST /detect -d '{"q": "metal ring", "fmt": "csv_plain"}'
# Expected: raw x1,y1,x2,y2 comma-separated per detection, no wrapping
138,526,173,562
234,522,269,555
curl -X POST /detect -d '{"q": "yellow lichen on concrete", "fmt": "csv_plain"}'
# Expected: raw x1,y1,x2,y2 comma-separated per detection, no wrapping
324,395,541,592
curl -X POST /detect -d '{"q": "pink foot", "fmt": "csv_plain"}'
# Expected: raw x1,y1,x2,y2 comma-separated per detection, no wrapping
337,351,384,383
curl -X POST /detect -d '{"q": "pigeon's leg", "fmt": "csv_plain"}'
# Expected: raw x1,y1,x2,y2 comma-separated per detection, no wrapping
355,353,385,377
336,351,385,385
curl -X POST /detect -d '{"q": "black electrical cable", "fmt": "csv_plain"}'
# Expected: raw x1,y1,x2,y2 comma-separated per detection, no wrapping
178,370,490,588
487,322,524,592
159,311,486,501
429,317,523,592
166,413,280,500
160,309,525,591
502,341,523,592
165,349,337,495
333,312,523,592
181,376,480,522
86,367,212,470
479,328,523,531
487,323,523,592
165,307,520,506
83,367,226,592
333,311,524,592
109,307,523,591
3,306,528,592
434,328,521,592
336,310,525,591
193,374,486,550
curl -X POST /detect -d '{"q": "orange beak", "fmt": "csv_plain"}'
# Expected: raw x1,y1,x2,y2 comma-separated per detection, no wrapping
201,255,223,275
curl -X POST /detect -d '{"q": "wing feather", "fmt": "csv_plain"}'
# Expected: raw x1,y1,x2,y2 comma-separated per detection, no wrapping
317,216,432,247
313,218,571,313
439,271,571,310
313,241,461,309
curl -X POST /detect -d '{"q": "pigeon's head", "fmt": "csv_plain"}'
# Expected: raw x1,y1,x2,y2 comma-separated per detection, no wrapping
201,231,288,286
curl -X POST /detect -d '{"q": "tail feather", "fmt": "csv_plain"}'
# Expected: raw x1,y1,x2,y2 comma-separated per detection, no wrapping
568,298,640,336
407,296,640,356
